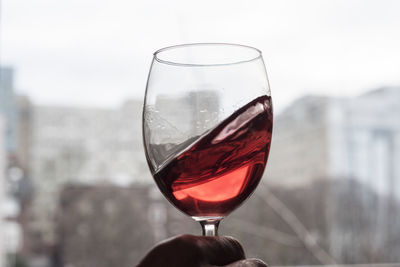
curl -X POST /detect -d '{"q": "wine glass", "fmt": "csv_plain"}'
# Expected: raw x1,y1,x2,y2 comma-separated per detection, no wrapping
142,43,273,236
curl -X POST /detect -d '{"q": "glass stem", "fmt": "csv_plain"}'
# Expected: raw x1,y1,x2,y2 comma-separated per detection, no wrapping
200,219,221,236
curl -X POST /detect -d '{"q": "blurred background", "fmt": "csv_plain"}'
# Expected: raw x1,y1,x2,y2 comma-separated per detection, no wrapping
1,0,400,266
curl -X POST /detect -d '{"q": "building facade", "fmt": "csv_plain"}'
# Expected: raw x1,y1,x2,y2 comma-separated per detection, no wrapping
146,90,220,169
267,87,400,195
55,183,197,267
266,86,400,261
0,67,18,153
29,100,150,245
0,115,5,267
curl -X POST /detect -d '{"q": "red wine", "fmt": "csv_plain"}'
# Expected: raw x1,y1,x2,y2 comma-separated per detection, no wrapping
153,95,273,217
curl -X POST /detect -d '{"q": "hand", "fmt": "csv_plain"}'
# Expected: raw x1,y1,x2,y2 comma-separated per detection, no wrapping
137,234,267,267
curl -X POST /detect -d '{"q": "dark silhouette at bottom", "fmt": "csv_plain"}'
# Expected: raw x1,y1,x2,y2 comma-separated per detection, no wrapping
137,235,267,267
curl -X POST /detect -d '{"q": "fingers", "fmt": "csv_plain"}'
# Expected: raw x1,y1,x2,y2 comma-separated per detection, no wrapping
223,258,268,267
137,235,247,267
196,235,246,266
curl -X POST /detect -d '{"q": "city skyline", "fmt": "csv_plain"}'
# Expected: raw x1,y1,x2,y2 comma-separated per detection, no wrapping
1,64,400,265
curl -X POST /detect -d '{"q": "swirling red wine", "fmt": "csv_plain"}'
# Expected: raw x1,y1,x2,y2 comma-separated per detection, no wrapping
153,95,273,217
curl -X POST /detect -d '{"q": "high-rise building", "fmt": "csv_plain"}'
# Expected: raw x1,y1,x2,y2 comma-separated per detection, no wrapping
0,115,5,267
29,99,150,245
266,95,332,187
147,90,220,168
0,67,17,153
0,114,24,267
15,96,32,173
152,90,220,140
267,87,400,196
265,86,400,260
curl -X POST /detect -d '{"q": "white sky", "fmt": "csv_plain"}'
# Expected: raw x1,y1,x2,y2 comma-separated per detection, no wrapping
2,0,400,110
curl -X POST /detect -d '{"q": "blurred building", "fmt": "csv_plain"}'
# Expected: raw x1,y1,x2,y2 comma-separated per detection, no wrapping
160,90,220,134
55,183,196,267
0,67,18,154
1,118,26,267
343,87,400,198
266,95,331,187
267,86,400,196
153,90,220,138
147,90,219,169
0,68,31,267
2,196,22,267
0,115,5,267
28,100,150,248
187,90,220,132
266,86,400,261
16,96,33,173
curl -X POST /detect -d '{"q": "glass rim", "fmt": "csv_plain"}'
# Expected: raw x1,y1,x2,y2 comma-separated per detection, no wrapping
153,43,262,67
